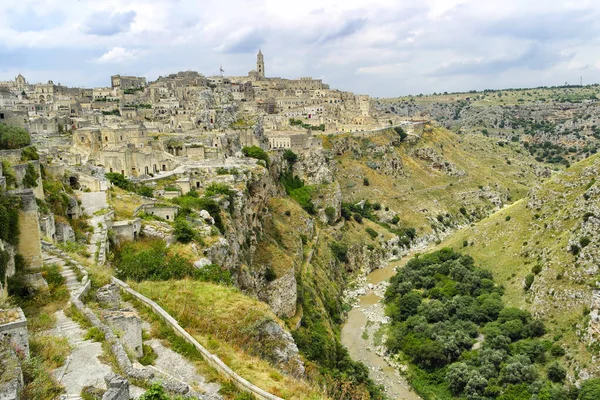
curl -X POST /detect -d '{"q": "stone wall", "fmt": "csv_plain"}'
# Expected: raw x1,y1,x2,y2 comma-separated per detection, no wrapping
0,308,29,358
11,160,43,199
12,190,42,269
102,373,129,400
0,342,23,400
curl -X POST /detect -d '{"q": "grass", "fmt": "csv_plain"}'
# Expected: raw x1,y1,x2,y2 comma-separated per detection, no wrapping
29,335,71,370
84,327,106,342
138,344,158,366
130,279,324,399
437,152,600,376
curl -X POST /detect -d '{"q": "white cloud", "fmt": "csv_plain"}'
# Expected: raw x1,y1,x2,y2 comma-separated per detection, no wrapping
97,47,138,64
1,0,600,96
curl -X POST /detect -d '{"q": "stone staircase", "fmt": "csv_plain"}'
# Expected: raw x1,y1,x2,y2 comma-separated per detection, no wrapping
42,242,111,400
88,214,109,266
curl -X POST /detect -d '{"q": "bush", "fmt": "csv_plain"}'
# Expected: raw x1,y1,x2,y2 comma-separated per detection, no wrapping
105,173,133,191
550,344,566,357
524,274,535,290
195,263,232,285
20,146,39,161
205,182,232,197
264,266,277,282
579,378,600,400
23,163,39,188
363,177,370,186
505,215,512,221
2,160,17,188
136,186,154,198
547,361,566,382
138,344,158,365
84,327,105,342
579,236,591,248
242,145,269,167
330,242,348,263
0,123,31,149
173,218,195,243
366,227,378,239
394,126,408,141
325,206,336,223
283,149,298,164
114,239,197,282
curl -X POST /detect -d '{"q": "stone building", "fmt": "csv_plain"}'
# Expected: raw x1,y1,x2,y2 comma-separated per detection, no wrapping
111,75,147,91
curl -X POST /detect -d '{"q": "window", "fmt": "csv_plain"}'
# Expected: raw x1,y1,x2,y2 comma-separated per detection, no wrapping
0,113,3,119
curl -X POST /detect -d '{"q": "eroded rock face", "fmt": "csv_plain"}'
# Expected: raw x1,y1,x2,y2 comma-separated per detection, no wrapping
411,147,466,177
292,148,336,185
260,268,297,318
257,320,305,378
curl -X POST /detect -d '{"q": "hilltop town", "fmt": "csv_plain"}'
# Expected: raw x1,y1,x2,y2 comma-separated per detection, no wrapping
0,50,421,182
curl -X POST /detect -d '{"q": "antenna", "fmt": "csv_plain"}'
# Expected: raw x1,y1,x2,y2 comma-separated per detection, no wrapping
580,76,583,86
220,65,224,78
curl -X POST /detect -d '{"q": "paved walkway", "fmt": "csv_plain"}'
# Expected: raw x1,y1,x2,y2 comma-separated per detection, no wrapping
43,250,112,400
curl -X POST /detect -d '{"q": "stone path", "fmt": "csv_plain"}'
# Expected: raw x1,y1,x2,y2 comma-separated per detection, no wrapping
88,214,108,266
53,311,112,400
42,249,112,400
145,339,221,397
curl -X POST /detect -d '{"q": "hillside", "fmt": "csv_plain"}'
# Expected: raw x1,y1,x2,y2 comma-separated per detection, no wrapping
438,153,600,379
327,125,547,240
378,85,600,165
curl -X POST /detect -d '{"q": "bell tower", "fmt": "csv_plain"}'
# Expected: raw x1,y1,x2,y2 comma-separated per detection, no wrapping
257,49,265,78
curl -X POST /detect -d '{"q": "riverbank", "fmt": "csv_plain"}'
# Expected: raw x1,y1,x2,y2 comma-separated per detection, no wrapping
341,255,423,400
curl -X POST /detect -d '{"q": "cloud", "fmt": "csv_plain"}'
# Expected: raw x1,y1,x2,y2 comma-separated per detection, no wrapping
2,0,600,96
8,8,65,32
429,44,574,76
83,11,136,36
216,29,264,54
96,47,139,64
318,18,367,44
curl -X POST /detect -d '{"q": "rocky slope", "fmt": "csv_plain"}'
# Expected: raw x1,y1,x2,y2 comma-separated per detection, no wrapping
439,153,600,382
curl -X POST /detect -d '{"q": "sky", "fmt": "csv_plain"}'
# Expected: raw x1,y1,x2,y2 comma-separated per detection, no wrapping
1,0,600,97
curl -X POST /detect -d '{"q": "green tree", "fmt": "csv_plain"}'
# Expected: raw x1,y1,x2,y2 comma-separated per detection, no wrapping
579,378,600,400
0,123,31,149
547,361,567,383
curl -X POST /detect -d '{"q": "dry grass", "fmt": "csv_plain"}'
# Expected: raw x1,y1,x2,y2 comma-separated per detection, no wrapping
29,335,71,370
332,127,540,233
130,279,324,399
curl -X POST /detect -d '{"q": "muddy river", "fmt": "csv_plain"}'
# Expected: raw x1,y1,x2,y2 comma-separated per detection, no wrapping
341,256,422,400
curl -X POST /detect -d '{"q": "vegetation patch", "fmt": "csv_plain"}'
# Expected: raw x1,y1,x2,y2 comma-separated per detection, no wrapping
384,248,572,399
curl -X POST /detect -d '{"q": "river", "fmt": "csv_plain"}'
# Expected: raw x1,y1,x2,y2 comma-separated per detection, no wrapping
341,256,422,400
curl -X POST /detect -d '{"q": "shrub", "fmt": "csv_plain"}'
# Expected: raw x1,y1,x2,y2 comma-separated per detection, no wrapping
524,274,534,290
105,173,133,191
547,361,566,382
366,227,378,239
569,244,580,255
325,206,336,223
22,163,39,188
242,145,269,167
205,182,232,197
283,149,298,164
173,218,195,243
0,123,31,149
2,160,17,188
114,239,197,282
532,264,542,275
505,215,512,221
264,266,277,282
391,215,400,224
84,327,105,342
579,378,600,400
550,344,566,357
363,177,370,186
394,126,408,141
136,186,154,198
138,344,158,365
579,236,591,248
20,146,39,161
330,242,348,263
195,263,232,285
